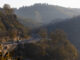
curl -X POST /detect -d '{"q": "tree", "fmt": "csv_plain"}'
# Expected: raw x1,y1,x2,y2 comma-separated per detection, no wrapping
0,11,4,17
3,4,14,14
11,30,79,60
49,32,56,40
38,29,48,39
9,29,18,41
48,30,78,60
49,41,78,60
3,4,11,9
55,30,67,41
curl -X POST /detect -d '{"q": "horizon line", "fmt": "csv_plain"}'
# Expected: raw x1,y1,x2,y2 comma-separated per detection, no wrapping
0,3,80,9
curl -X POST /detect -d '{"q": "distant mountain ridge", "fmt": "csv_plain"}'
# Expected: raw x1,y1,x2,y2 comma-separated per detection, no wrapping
15,4,80,25
45,16,80,51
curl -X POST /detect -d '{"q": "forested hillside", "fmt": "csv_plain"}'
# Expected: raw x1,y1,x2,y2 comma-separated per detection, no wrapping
15,4,80,25
11,30,79,60
0,4,79,60
44,16,80,50
0,4,29,42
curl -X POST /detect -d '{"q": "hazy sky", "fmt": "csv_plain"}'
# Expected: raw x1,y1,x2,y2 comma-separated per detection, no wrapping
0,0,80,8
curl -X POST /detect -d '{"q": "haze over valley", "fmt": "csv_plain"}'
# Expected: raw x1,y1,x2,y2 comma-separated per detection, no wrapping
15,4,80,24
0,2,80,60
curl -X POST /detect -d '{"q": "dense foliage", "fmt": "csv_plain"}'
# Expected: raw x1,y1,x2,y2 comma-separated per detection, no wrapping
11,30,79,60
0,4,29,42
0,4,79,60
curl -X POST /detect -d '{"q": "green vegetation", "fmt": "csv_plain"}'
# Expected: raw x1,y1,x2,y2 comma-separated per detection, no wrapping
0,4,29,42
11,30,79,60
0,4,79,60
3,4,14,14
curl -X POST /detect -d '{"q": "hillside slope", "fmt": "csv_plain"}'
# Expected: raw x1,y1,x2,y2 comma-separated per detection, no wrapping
46,16,80,50
15,4,80,24
0,7,29,41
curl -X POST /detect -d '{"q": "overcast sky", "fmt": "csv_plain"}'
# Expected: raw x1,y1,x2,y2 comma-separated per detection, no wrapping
0,0,80,8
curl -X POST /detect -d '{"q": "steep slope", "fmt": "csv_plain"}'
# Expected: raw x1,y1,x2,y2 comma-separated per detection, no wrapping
0,14,27,32
15,4,80,24
46,16,80,50
0,8,29,41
